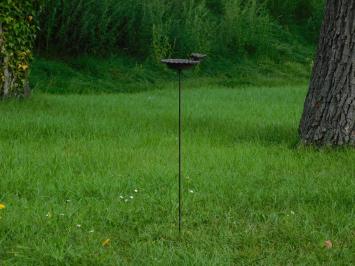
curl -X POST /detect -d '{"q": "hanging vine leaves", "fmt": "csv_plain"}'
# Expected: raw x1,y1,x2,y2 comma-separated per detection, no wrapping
0,0,42,98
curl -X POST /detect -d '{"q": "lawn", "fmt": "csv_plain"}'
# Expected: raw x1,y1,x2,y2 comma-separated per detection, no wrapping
0,85,354,265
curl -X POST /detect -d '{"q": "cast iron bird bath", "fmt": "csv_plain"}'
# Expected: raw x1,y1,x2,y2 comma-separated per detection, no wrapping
161,54,206,233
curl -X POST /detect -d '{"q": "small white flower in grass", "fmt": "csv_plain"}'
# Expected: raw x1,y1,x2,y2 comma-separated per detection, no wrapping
134,189,138,193
291,211,295,215
46,212,52,218
189,190,194,193
124,199,129,202
66,199,71,203
89,229,95,233
119,196,124,199
130,196,134,199
76,224,81,228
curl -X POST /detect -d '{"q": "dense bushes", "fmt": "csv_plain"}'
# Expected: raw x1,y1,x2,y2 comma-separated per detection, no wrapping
219,0,274,56
37,0,213,58
265,0,325,41
36,0,325,60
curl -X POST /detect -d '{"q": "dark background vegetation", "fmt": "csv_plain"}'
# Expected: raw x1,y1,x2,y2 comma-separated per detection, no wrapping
30,0,326,93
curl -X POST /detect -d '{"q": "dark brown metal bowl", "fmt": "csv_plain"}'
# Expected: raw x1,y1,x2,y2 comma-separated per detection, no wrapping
161,59,200,71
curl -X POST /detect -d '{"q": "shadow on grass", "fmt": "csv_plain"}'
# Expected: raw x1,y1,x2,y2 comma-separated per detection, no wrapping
186,117,300,148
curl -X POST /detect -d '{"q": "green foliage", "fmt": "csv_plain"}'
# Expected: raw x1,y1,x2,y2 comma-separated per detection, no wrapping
265,0,325,41
0,0,41,97
37,0,214,58
29,55,312,94
174,0,214,56
30,56,172,94
219,0,274,56
0,86,354,264
38,0,125,55
36,0,325,59
30,0,323,94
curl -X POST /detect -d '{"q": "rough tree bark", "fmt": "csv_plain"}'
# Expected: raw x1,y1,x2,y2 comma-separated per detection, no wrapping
299,0,355,146
0,23,30,98
0,23,14,98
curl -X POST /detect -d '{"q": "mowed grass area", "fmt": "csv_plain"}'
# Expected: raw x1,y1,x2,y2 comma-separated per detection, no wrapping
0,85,354,265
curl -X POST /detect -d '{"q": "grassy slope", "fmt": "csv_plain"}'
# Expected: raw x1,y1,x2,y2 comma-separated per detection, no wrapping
29,55,313,94
0,85,354,265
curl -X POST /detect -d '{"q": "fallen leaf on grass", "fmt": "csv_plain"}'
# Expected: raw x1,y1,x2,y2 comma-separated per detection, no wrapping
324,240,333,249
0,204,5,210
102,239,110,247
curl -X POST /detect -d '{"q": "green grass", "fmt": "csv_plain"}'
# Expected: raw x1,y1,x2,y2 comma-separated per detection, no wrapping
0,85,354,265
30,56,313,94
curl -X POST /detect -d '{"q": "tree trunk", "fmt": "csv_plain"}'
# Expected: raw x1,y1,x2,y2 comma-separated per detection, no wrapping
299,0,355,146
0,23,31,98
0,23,13,98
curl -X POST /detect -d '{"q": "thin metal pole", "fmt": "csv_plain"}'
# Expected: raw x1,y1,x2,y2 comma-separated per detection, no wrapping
178,69,182,233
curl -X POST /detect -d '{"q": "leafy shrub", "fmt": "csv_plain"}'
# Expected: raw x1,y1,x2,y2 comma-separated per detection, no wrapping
219,0,274,57
37,0,214,59
265,0,325,41
36,0,325,60
0,0,41,97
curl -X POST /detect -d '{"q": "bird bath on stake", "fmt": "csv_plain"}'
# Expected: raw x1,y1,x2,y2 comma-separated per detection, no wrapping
161,54,206,233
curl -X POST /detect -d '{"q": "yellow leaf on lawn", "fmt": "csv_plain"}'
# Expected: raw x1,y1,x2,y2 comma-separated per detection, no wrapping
102,238,110,247
0,203,6,209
